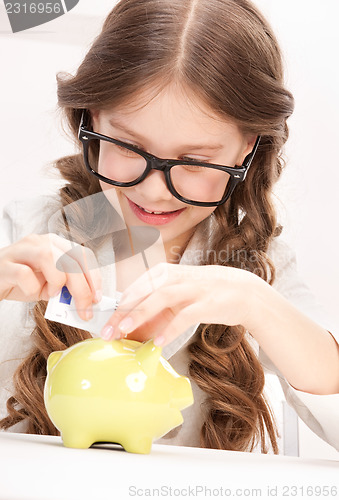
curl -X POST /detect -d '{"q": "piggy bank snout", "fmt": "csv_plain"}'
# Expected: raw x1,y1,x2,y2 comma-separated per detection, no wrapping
172,376,194,410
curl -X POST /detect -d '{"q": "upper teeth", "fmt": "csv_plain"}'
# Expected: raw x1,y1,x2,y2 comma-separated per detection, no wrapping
143,208,166,214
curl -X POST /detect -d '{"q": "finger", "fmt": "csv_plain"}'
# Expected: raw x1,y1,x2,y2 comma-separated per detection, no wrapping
110,264,171,326
8,236,66,297
119,262,204,307
119,262,173,306
153,303,200,347
79,246,102,302
0,262,47,302
12,236,99,320
118,284,192,334
50,235,102,303
38,274,59,302
46,236,103,318
118,310,173,343
101,283,194,341
56,253,97,321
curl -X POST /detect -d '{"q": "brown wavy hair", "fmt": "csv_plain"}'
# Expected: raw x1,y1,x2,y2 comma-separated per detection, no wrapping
1,0,294,453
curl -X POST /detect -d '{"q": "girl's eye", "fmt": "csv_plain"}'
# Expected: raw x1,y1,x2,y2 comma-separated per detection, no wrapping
118,142,139,150
181,157,205,164
113,143,141,157
181,163,205,172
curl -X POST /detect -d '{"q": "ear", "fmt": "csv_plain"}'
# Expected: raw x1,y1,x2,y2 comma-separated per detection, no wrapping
47,351,63,372
88,109,100,131
235,135,257,166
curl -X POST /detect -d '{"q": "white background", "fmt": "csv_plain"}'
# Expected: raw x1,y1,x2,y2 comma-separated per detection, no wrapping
0,1,338,459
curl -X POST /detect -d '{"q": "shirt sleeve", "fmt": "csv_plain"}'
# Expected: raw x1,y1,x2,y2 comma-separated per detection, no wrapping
263,236,339,451
268,237,339,342
0,196,62,248
0,196,61,430
0,205,15,248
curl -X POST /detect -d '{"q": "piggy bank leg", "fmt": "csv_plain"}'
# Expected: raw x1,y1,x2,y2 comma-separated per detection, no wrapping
61,431,94,449
121,435,153,454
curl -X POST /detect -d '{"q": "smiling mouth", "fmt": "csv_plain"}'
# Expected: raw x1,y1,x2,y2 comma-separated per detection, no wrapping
135,204,180,215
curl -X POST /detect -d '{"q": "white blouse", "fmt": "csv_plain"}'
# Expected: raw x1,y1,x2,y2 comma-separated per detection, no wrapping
0,195,338,453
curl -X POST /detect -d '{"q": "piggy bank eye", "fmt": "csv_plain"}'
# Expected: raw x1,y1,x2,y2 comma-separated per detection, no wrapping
81,379,91,390
126,371,147,392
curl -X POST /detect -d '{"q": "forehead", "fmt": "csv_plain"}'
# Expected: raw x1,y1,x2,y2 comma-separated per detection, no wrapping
100,82,243,145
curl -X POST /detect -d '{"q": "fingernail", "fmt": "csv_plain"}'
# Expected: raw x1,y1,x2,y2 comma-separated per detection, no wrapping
95,290,102,303
154,335,165,347
85,307,93,320
101,325,114,340
119,317,134,333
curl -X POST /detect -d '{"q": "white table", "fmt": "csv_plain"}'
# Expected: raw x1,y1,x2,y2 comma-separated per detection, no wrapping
0,433,338,500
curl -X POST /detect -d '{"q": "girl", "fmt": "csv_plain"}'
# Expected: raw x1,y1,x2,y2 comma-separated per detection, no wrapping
0,0,338,454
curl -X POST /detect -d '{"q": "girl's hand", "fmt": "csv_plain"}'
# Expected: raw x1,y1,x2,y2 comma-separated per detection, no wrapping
101,262,259,346
0,234,102,320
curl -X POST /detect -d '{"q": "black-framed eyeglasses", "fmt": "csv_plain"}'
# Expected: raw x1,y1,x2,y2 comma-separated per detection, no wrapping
78,110,260,207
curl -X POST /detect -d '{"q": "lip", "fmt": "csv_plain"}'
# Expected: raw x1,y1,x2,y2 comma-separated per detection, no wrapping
125,196,186,226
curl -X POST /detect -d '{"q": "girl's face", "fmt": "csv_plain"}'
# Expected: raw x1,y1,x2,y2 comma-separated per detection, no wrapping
91,83,255,261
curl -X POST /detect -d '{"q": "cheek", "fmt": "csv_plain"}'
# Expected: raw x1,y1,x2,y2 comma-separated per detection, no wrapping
97,144,116,178
171,168,230,203
99,183,123,213
98,143,146,183
188,207,216,227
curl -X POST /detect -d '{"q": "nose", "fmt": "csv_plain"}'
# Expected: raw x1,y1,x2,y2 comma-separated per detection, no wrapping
134,169,173,201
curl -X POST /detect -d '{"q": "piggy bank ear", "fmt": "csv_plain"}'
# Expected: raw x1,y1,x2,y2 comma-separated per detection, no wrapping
136,340,161,377
47,351,63,373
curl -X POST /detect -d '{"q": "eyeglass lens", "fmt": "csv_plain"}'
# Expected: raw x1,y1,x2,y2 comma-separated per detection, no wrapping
88,138,231,203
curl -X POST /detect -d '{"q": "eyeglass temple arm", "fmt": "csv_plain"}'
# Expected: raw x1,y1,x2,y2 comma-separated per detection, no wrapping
244,135,261,168
240,135,260,183
78,109,89,138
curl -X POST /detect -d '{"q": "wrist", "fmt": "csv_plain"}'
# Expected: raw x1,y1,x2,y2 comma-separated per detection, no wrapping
242,272,271,333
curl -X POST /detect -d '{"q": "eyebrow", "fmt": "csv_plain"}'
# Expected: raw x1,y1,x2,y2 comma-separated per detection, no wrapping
108,118,224,152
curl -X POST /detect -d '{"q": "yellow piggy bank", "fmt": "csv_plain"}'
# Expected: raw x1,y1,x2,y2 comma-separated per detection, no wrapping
44,338,193,454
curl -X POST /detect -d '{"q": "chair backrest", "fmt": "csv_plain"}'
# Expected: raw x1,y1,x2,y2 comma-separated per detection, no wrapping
282,400,299,457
